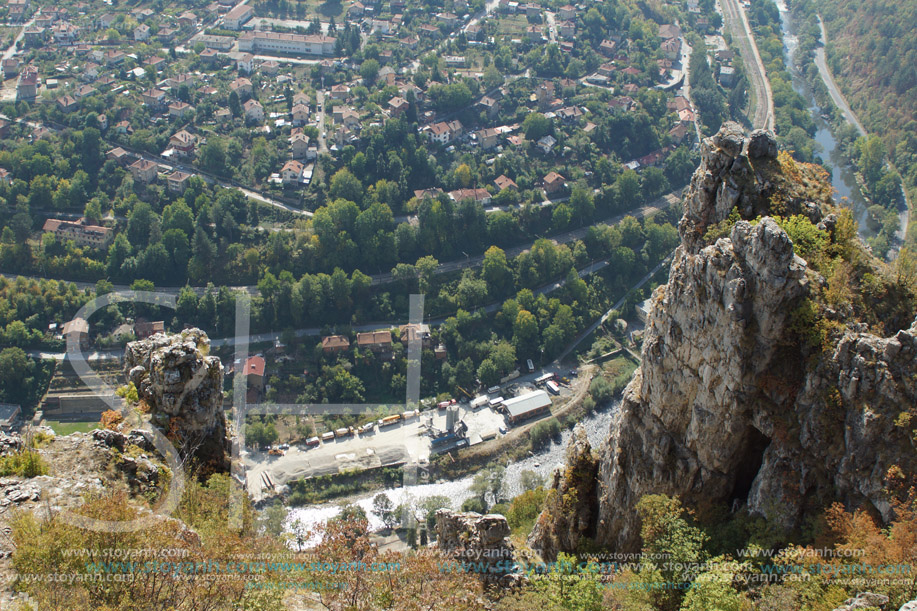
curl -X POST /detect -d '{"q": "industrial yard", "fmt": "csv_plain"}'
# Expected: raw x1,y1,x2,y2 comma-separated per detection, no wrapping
243,377,570,502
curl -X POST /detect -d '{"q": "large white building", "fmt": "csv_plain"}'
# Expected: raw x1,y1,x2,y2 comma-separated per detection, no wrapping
238,32,336,56
224,4,253,30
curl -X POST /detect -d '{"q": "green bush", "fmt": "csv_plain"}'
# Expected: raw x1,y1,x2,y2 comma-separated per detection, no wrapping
461,497,486,513
0,450,48,477
531,418,561,449
505,488,548,533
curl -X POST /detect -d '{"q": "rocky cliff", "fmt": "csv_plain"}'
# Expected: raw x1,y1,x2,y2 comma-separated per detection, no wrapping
531,123,917,556
124,328,229,474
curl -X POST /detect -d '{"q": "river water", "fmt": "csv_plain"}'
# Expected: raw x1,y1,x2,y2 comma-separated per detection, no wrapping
773,0,876,239
284,400,619,537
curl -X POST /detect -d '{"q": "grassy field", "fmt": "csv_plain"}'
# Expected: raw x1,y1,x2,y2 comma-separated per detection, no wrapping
495,15,531,35
44,420,99,436
602,355,639,390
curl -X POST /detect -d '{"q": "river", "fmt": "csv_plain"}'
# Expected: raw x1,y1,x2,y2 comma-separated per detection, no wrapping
284,400,619,538
773,0,877,239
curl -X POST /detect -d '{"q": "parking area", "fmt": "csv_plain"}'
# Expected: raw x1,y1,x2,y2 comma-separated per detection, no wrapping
244,403,517,501
244,370,578,502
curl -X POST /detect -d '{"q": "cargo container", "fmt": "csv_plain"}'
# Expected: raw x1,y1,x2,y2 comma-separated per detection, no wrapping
335,427,351,437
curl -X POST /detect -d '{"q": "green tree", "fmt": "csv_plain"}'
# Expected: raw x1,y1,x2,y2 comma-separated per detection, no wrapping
490,341,516,374
569,187,595,223
530,552,602,611
482,246,513,296
228,91,242,117
456,270,488,309
127,202,158,250
0,347,32,404
415,255,439,293
372,493,397,529
259,500,288,537
329,168,364,206
522,112,552,141
513,309,539,356
162,200,194,235
199,139,227,175
681,556,751,611
359,59,380,83
84,199,103,224
616,169,640,205
477,359,500,387
632,495,709,611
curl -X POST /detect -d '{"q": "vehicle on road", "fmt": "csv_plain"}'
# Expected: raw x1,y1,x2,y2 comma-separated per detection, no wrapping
535,372,555,386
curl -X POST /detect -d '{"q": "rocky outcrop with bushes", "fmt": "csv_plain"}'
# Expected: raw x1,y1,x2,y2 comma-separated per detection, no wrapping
532,123,917,554
124,328,229,474
528,425,599,560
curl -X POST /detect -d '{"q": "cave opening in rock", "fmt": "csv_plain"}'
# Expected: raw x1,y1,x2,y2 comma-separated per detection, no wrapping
730,426,771,506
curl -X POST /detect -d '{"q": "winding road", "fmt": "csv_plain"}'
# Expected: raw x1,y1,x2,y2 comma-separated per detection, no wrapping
814,18,865,138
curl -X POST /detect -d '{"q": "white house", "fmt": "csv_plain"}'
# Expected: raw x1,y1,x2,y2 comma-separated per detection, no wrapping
280,160,304,184
243,99,264,123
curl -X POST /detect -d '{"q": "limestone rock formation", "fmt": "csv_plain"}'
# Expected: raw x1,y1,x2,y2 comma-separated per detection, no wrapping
531,123,917,556
92,428,155,453
0,479,40,507
832,592,889,610
0,432,22,456
92,429,162,495
528,424,599,559
435,510,515,583
124,328,229,473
